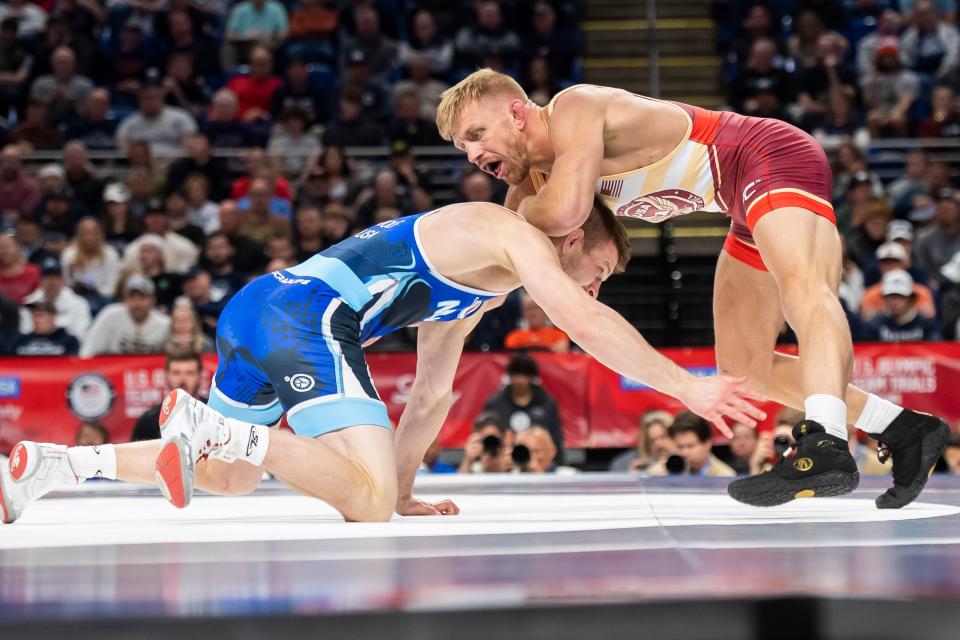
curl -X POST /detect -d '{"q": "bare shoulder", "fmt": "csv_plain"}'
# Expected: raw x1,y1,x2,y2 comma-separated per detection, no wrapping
551,84,656,112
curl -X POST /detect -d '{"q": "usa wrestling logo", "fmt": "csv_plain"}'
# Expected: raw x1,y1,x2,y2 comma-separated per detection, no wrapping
616,189,705,222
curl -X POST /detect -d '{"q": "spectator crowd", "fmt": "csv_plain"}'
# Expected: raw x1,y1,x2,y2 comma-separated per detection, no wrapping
718,0,960,341
0,0,584,356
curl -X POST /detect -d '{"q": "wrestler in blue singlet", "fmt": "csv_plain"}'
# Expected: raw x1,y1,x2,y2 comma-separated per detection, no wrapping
209,210,506,437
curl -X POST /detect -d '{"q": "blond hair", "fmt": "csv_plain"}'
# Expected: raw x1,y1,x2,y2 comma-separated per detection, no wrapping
435,68,528,140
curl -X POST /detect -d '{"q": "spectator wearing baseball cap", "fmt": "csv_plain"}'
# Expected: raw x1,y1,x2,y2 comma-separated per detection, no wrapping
862,36,919,138
863,221,929,287
19,255,91,340
80,273,171,357
860,242,937,321
862,270,942,342
12,299,79,356
35,185,86,254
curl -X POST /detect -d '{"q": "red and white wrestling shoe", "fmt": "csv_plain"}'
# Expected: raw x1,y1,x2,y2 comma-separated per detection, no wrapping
1,442,79,524
155,389,233,509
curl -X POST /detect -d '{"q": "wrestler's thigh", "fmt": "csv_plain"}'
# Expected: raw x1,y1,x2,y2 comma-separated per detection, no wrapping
752,207,842,291
713,249,784,375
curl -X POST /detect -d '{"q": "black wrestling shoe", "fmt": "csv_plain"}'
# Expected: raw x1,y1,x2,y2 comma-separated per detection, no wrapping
727,421,859,507
870,409,950,510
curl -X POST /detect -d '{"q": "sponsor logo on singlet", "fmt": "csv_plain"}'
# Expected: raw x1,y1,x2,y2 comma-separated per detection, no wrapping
616,189,705,222
273,271,311,286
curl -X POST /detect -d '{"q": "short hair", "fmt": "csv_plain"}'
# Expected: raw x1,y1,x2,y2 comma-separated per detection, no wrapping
668,411,712,443
436,68,528,140
206,230,233,245
580,197,631,271
165,352,202,371
473,412,504,432
506,352,539,378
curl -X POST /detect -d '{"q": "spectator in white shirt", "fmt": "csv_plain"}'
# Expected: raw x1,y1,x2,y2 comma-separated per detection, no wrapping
80,275,171,357
116,81,197,158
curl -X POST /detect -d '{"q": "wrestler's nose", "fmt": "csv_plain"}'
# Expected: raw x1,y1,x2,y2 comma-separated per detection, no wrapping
465,144,480,165
583,282,599,299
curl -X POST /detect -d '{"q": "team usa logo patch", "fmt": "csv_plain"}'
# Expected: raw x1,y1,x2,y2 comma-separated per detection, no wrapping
616,189,705,222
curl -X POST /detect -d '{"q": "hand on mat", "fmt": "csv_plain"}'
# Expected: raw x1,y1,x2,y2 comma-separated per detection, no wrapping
680,375,767,437
396,497,460,517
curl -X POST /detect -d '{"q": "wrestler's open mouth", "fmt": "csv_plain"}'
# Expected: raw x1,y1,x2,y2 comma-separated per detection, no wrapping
483,160,502,177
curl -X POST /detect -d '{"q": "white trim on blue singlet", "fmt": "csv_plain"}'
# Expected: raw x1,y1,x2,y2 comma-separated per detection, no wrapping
412,208,512,297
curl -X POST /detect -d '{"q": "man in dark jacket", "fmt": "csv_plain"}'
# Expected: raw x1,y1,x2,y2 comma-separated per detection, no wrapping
13,300,79,355
482,352,564,463
131,353,204,441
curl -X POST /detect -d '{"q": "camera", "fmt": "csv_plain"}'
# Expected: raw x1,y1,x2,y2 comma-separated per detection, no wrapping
481,434,502,457
511,443,531,470
773,435,792,457
665,454,688,475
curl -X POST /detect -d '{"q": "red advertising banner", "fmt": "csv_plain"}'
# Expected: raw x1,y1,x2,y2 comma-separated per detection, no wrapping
0,343,958,454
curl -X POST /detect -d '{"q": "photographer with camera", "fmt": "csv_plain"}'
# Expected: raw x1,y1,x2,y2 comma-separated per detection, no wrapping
649,412,736,477
458,413,515,474
482,352,565,463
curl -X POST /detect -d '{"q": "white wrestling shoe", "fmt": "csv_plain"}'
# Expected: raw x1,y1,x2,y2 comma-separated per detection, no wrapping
155,389,233,509
1,442,79,524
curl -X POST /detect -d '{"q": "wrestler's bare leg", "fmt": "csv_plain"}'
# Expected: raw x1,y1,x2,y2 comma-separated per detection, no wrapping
116,440,265,495
713,249,868,423
0,437,264,524
106,426,396,521
751,207,852,438
262,426,398,522
723,209,950,508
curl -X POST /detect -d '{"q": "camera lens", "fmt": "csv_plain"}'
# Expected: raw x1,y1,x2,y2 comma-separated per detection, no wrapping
665,454,687,475
773,435,792,456
481,435,502,456
511,443,531,467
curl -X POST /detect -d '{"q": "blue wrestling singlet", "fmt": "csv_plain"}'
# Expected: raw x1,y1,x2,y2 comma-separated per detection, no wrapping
209,209,508,437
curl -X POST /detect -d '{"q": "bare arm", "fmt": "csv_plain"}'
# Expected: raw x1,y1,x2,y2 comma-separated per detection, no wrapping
394,307,487,515
504,174,537,210
501,225,766,432
516,90,605,236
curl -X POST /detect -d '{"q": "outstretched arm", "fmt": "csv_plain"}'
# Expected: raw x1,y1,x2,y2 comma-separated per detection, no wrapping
394,306,489,516
516,90,605,236
503,228,766,435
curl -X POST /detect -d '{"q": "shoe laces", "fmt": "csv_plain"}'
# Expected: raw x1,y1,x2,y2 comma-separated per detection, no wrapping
185,401,230,461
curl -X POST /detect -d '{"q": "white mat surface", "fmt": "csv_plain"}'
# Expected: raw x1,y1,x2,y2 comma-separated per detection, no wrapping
1,490,957,552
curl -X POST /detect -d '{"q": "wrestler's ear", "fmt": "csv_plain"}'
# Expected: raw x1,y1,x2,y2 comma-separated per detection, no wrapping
509,99,527,128
560,228,585,255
